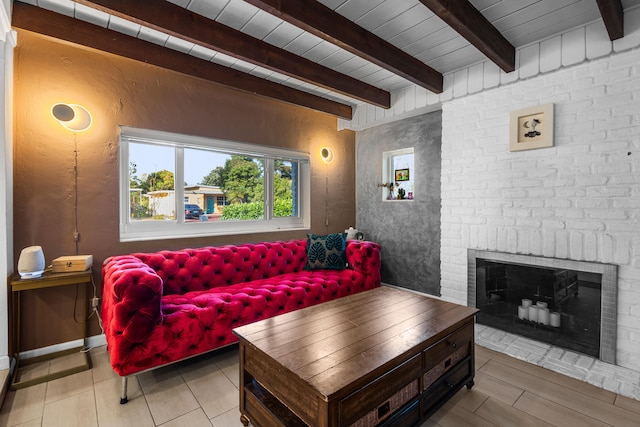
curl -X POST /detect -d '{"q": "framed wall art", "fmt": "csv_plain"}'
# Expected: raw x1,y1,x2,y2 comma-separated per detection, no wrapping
509,103,554,152
394,168,410,182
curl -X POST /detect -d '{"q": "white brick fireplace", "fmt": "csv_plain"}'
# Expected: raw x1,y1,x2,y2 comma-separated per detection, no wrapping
440,48,640,398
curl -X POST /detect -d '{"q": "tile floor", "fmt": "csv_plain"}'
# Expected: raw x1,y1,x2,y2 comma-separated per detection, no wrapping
0,344,639,426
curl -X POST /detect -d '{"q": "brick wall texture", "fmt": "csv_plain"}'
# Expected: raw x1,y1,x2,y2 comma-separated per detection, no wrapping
440,47,640,373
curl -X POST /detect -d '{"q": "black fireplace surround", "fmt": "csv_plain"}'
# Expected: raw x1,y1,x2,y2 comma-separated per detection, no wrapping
468,249,617,364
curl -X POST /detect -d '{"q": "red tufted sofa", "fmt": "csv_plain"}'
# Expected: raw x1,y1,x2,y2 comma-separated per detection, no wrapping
101,238,381,403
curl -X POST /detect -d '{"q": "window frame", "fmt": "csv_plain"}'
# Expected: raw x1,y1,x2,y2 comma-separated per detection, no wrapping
381,147,415,201
119,126,310,242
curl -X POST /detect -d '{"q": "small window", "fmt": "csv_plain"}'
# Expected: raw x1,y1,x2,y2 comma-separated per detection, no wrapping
120,127,310,241
381,148,414,201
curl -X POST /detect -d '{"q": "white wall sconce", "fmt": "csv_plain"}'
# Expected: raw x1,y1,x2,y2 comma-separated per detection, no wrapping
320,147,334,163
51,103,92,132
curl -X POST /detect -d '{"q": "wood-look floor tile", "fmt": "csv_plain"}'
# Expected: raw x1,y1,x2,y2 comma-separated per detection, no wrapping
480,360,638,426
42,390,97,427
475,396,553,427
0,383,46,426
2,343,636,427
514,391,610,427
94,376,155,427
180,362,238,419
138,366,200,425
212,346,240,388
475,354,490,369
476,346,616,403
473,370,524,406
419,418,443,427
9,418,41,427
614,394,640,415
210,407,247,427
89,346,118,384
48,351,87,373
44,369,93,404
13,360,49,383
443,387,489,413
159,408,212,427
430,404,497,426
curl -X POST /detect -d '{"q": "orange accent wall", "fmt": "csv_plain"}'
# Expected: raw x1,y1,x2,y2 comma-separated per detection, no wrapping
13,30,356,351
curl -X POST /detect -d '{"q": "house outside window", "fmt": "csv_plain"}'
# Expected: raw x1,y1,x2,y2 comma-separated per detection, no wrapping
120,127,310,241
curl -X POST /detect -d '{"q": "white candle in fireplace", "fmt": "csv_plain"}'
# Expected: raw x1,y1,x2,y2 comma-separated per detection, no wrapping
522,299,532,308
518,306,528,320
528,306,539,323
550,312,561,327
536,301,548,309
539,307,550,325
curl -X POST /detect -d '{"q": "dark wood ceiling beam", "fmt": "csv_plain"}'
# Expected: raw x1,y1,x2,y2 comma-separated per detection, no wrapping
418,0,515,73
596,0,624,40
72,0,390,108
12,2,352,119
244,0,443,93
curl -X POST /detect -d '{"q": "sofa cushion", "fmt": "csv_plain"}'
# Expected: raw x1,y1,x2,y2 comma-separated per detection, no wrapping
304,233,347,270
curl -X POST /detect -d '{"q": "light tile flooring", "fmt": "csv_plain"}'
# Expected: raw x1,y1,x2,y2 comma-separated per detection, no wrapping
1,344,639,427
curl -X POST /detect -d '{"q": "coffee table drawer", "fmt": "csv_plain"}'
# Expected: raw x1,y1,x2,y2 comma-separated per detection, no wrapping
378,398,421,427
423,322,473,373
422,356,473,418
339,354,421,426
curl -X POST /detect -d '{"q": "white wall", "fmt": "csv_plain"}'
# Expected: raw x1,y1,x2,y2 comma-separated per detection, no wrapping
439,47,640,373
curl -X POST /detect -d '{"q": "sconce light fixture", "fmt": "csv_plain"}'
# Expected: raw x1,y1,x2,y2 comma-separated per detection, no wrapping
51,103,92,132
320,147,334,163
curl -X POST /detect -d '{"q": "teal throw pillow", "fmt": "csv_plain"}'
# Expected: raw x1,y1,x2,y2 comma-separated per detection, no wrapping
305,233,347,270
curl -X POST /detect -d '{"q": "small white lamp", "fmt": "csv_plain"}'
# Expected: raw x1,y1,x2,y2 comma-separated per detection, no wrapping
17,246,45,278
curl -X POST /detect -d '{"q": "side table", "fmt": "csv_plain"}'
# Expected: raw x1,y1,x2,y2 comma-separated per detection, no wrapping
10,269,93,389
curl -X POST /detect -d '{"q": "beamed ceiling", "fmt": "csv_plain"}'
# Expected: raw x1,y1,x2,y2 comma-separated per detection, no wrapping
12,0,634,119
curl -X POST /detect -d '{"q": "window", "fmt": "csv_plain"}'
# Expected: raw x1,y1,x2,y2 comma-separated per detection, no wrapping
120,127,310,241
382,148,414,201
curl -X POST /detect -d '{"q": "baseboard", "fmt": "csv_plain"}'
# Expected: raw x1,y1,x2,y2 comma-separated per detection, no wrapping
17,334,107,361
382,283,446,300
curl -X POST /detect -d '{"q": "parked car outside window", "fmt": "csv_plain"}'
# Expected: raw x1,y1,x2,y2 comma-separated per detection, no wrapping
185,204,204,219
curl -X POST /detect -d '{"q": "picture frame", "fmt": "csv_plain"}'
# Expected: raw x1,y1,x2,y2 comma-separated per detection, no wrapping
394,168,410,182
509,103,554,152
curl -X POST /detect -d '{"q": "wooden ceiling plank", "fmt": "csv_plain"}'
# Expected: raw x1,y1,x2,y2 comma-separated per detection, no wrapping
72,0,389,108
417,0,516,73
11,2,352,119
243,0,444,93
595,0,624,40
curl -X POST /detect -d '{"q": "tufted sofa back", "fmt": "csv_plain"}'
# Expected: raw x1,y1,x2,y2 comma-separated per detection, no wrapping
129,240,309,295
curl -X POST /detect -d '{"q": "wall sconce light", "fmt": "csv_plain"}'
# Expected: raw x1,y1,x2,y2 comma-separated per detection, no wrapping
51,103,92,132
320,147,334,163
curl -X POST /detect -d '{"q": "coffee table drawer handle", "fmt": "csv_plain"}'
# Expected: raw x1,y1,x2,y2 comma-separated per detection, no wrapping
378,401,390,419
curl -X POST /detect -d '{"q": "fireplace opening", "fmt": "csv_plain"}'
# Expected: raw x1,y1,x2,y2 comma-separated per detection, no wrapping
468,250,617,364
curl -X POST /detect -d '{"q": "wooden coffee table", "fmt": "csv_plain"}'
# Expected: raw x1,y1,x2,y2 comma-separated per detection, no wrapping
234,286,478,427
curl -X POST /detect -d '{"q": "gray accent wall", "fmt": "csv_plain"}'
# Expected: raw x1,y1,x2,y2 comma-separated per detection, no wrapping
356,111,442,296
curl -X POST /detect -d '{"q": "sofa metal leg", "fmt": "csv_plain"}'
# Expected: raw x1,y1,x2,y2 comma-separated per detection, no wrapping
120,377,129,404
